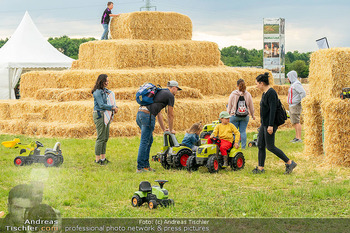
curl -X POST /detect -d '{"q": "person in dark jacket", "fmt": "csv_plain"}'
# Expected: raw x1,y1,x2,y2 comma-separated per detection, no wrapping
253,72,297,174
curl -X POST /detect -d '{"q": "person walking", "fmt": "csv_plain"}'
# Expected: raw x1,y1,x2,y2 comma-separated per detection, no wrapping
253,72,297,174
227,79,255,149
92,74,118,165
101,2,120,40
136,81,181,173
287,70,306,143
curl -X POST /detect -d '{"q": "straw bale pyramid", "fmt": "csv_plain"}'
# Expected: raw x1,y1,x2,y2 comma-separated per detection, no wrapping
303,48,350,167
0,11,291,138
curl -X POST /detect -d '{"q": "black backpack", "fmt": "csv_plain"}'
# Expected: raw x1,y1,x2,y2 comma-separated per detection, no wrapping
235,95,249,117
275,99,287,126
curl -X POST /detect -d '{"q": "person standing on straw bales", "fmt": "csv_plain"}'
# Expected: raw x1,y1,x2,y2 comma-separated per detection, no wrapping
101,2,120,40
227,79,255,149
181,122,203,151
136,81,182,173
253,72,297,174
287,70,306,143
92,74,118,165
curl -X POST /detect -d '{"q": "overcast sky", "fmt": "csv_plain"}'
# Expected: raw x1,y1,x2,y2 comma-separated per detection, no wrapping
0,0,349,52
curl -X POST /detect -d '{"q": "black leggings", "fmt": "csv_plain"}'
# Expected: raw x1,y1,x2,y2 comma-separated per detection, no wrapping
257,126,289,167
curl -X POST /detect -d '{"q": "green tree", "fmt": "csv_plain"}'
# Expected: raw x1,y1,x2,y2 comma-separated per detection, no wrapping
0,38,9,48
220,46,263,67
48,36,96,60
288,60,309,78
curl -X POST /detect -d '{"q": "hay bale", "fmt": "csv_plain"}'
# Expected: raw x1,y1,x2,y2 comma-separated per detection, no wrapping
302,96,323,157
110,12,192,40
21,67,273,99
58,89,92,102
76,40,221,69
272,85,289,96
232,67,274,86
321,98,350,167
35,88,69,100
309,48,350,101
20,71,68,99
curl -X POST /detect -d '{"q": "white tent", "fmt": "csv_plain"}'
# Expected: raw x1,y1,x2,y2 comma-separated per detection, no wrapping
0,11,74,99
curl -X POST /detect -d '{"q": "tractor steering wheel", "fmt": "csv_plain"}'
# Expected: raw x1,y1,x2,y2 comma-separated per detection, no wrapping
211,137,221,144
35,141,44,148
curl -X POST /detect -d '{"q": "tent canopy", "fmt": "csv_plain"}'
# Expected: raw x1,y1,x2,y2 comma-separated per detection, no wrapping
0,11,74,99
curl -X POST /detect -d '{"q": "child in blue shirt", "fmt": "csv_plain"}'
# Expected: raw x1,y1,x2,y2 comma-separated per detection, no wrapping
181,122,202,151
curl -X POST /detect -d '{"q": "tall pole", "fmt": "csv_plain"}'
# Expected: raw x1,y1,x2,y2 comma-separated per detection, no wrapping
140,0,156,11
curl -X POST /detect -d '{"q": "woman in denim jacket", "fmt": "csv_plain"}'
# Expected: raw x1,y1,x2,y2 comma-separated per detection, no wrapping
91,74,117,165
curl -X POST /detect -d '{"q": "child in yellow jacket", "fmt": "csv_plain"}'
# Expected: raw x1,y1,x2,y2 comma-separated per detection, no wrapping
209,111,240,167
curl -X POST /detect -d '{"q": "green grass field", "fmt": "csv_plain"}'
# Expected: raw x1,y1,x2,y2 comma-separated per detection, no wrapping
0,130,349,218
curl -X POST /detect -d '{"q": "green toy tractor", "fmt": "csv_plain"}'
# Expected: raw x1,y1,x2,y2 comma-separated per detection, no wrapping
199,120,220,144
152,132,193,170
186,137,245,173
131,180,174,210
1,138,64,167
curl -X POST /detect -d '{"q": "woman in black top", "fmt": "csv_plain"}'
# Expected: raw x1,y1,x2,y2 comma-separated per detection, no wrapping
253,72,297,174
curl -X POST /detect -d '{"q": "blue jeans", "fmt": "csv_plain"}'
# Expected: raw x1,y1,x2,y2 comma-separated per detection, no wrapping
230,115,249,149
136,111,156,170
101,24,109,40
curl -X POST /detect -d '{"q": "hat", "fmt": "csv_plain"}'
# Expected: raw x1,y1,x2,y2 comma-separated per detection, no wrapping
219,111,231,119
167,80,182,90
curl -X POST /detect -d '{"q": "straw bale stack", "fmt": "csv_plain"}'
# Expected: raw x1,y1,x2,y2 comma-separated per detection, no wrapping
110,12,192,40
75,40,221,69
302,96,323,157
321,98,350,166
34,87,204,102
232,67,274,86
309,48,350,101
246,85,289,98
21,67,274,99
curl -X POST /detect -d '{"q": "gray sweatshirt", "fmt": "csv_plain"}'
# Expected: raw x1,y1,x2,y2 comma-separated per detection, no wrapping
287,71,306,107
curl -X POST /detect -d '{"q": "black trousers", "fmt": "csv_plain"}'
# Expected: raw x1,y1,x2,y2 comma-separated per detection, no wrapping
257,126,289,167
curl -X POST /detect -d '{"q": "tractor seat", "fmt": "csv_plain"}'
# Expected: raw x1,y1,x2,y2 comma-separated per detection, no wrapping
139,181,152,192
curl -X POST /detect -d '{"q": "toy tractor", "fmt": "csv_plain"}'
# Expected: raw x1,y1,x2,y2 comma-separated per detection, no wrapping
1,138,64,167
131,180,174,210
199,120,220,144
186,137,245,173
152,132,193,170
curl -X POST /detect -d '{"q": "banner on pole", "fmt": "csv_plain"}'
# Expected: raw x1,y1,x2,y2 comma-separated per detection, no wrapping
263,18,285,84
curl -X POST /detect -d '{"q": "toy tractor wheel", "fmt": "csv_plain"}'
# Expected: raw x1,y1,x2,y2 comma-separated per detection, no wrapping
174,149,191,169
131,195,143,207
148,200,157,210
169,199,175,206
58,155,64,166
231,152,245,171
186,155,199,172
44,155,56,167
14,156,25,167
207,156,219,173
248,142,254,147
160,154,170,170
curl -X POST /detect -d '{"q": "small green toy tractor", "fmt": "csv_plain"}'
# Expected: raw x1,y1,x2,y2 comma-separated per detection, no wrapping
152,132,193,170
131,180,174,210
199,120,220,144
1,138,64,167
187,137,245,173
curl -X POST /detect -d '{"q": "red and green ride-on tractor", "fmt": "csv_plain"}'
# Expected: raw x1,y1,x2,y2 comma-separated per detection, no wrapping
186,137,245,173
152,132,193,170
199,120,220,144
1,138,64,167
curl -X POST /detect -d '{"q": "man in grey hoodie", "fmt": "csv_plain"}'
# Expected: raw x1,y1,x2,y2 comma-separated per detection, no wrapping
287,70,306,143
